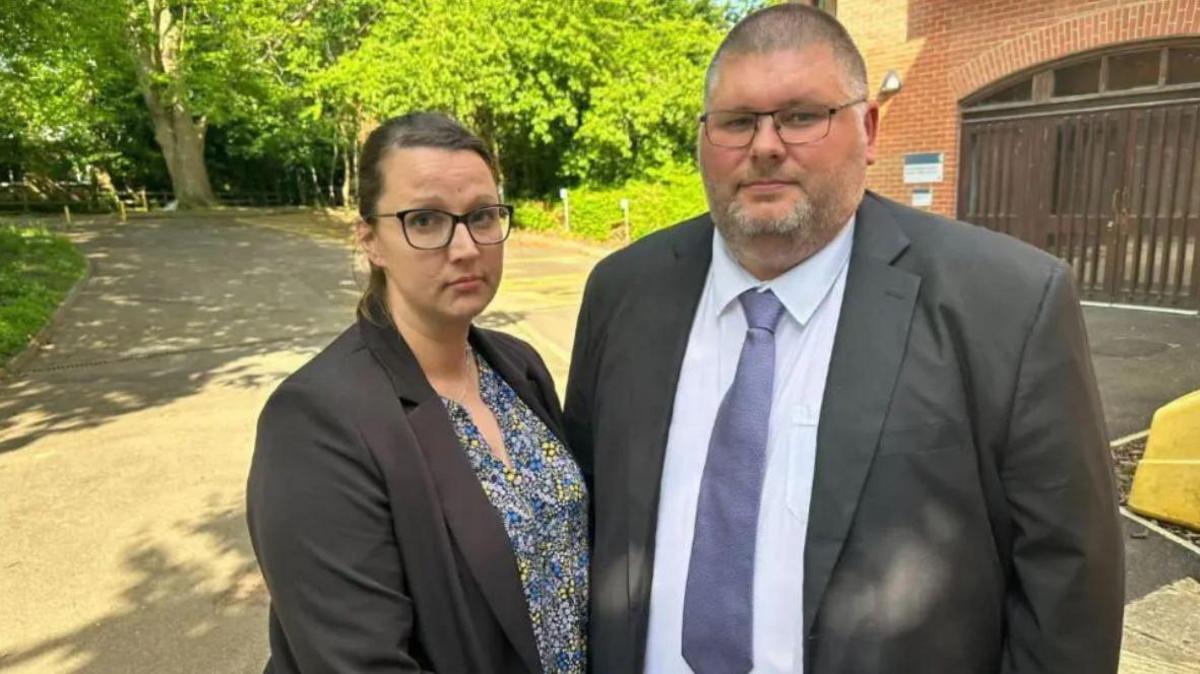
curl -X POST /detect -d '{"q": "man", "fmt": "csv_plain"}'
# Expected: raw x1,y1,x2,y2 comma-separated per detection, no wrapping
564,4,1123,674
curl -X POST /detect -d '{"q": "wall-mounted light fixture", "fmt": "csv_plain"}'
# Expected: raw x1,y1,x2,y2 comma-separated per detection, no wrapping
879,69,903,95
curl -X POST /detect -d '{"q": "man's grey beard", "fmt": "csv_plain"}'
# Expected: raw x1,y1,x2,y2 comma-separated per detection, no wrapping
708,183,847,252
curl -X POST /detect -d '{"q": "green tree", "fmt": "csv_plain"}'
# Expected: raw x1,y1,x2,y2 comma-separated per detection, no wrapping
326,0,728,195
2,0,301,207
1,2,117,181
565,0,726,183
216,0,386,206
121,0,221,206
2,0,741,206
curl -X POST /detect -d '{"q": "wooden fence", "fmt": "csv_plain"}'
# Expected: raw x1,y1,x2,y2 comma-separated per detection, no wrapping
0,182,310,213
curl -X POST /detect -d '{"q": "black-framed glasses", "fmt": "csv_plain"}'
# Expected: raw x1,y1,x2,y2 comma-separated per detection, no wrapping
366,204,514,250
699,98,866,148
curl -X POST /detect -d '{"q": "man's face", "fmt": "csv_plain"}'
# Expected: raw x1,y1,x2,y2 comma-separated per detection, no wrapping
699,44,878,245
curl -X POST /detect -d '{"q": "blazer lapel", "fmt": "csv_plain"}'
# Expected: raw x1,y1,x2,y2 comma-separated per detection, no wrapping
407,401,543,674
471,327,567,446
359,312,543,674
803,194,921,639
625,217,714,655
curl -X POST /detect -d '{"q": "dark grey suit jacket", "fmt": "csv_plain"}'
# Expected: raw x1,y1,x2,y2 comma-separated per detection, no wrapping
248,310,565,673
564,192,1124,673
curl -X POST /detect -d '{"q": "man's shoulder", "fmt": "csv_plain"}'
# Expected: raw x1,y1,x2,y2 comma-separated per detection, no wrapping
862,194,1069,332
589,212,712,284
866,192,1064,284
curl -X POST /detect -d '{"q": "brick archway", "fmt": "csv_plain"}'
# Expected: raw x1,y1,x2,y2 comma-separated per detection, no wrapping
950,0,1200,101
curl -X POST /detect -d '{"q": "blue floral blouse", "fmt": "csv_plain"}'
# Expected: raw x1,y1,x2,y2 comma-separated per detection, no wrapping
442,352,589,674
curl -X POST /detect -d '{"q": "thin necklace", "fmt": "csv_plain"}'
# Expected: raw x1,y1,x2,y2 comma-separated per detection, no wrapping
449,345,475,405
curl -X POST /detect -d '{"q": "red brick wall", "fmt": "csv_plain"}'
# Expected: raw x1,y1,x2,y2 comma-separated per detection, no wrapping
836,0,1200,218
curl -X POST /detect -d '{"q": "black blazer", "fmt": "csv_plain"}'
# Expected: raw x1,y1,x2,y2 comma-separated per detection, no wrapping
247,311,566,673
565,192,1124,673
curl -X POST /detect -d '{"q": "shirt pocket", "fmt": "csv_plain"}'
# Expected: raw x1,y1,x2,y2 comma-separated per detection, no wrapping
785,406,820,521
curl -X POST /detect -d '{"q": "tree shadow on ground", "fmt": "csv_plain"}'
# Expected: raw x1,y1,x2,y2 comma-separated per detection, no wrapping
0,218,360,455
0,502,269,674
0,218,535,455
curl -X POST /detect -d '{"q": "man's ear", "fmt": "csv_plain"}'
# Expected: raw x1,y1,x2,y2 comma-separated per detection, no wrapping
863,100,881,166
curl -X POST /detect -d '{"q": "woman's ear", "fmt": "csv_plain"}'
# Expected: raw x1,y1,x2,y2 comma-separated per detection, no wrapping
355,218,384,267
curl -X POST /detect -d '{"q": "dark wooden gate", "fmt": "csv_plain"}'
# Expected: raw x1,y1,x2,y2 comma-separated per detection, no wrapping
960,101,1200,308
957,43,1200,309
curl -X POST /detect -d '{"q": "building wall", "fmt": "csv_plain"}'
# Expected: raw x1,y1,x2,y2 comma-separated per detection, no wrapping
836,0,1200,218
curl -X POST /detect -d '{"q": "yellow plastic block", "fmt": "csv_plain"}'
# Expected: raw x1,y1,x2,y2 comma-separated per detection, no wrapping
1128,389,1200,532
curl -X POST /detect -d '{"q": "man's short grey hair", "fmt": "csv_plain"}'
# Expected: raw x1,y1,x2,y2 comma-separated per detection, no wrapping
704,3,869,105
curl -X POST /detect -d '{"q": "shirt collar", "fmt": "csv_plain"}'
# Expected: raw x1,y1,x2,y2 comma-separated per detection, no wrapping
710,214,856,328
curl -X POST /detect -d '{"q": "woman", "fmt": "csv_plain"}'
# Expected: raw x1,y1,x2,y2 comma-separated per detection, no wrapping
247,112,588,673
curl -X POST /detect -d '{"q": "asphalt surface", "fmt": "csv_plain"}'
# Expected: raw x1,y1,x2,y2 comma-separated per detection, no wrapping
1083,303,1200,619
0,214,1196,672
1085,305,1200,440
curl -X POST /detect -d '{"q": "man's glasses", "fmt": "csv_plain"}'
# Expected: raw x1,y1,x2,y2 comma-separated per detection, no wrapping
699,98,866,148
366,204,514,250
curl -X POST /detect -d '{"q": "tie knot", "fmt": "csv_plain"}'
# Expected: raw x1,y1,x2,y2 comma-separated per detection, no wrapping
739,288,785,333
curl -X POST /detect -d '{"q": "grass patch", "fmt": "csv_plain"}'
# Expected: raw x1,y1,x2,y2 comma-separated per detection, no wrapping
0,226,87,363
513,164,709,243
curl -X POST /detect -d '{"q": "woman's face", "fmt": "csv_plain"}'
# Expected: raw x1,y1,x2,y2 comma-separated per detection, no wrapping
358,147,504,333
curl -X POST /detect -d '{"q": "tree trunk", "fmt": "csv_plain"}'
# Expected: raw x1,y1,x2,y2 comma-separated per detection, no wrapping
328,140,339,206
143,92,216,208
309,165,323,207
340,138,352,209
476,109,503,194
351,136,359,206
125,0,217,209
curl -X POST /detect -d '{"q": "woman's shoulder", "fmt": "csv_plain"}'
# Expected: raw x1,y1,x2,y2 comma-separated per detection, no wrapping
265,322,385,415
254,323,396,472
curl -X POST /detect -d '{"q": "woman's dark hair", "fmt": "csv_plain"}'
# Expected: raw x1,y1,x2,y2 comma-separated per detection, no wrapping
356,112,497,322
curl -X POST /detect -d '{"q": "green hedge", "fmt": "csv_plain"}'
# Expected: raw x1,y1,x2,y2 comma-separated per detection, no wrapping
513,164,709,243
0,227,87,362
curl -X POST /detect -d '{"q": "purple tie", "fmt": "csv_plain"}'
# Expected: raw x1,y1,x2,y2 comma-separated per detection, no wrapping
681,288,785,674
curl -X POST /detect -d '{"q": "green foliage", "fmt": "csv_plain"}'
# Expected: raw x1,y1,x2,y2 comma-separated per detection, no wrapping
563,1,723,184
0,226,86,361
515,164,709,242
324,0,727,195
2,1,748,207
0,0,147,180
512,199,562,233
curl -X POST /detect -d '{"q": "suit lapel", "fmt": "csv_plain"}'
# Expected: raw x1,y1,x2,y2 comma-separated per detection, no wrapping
359,313,543,674
804,194,920,639
625,217,714,656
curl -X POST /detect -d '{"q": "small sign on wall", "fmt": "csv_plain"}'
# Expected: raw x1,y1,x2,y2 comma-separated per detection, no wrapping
903,152,944,184
911,187,933,208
